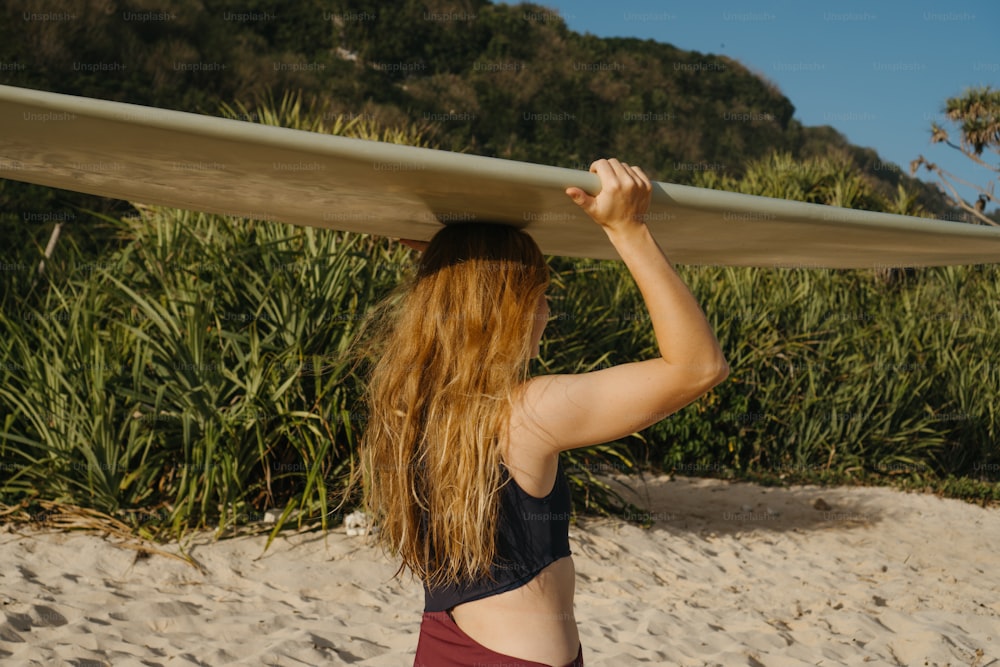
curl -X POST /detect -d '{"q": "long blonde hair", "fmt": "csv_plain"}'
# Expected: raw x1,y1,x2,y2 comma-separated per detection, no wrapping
351,223,550,589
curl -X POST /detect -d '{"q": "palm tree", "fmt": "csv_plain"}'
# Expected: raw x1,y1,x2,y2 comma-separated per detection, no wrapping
911,86,999,226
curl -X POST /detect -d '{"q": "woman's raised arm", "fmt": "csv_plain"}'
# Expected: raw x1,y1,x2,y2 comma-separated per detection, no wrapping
510,158,729,454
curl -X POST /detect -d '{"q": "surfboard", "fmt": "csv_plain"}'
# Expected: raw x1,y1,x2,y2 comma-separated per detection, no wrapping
3,83,1000,268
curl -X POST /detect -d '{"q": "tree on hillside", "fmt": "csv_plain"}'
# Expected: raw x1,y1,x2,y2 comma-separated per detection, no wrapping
911,86,1000,226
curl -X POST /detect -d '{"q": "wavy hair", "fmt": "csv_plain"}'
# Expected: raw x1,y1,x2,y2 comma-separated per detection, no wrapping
349,223,550,589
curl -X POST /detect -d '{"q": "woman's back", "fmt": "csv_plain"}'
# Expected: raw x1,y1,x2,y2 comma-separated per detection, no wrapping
409,159,729,666
442,426,580,666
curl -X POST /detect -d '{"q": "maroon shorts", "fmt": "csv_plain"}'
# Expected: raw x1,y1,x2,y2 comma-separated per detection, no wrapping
414,610,584,667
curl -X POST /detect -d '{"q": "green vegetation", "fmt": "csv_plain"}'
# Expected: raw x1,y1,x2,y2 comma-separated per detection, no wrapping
2,3,998,540
0,101,422,540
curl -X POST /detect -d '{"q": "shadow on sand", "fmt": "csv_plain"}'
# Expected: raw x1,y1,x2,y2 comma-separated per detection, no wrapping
587,472,887,538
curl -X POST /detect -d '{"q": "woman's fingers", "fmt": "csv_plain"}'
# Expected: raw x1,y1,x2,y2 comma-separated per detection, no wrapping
566,158,652,228
565,186,593,207
589,158,617,184
572,157,651,229
630,165,653,190
608,159,634,190
594,158,644,191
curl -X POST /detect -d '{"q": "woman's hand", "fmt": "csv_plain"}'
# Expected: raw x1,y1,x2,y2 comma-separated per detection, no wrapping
565,158,652,237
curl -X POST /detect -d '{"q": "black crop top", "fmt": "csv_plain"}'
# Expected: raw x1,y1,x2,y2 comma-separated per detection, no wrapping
422,458,573,612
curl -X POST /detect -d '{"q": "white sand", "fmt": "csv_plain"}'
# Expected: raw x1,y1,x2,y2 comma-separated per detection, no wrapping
1,474,997,666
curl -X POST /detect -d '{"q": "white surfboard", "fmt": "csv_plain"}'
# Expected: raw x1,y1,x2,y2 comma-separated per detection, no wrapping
3,83,1000,268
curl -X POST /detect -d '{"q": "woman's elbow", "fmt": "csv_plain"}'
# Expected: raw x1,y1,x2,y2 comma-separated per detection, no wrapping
702,357,730,389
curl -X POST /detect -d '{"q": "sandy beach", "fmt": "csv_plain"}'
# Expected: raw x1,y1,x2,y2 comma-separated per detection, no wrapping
1,473,997,666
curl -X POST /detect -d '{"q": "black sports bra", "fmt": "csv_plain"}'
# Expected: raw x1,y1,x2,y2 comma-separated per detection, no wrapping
422,458,573,612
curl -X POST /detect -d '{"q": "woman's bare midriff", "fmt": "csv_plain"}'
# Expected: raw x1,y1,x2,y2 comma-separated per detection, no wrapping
449,555,579,665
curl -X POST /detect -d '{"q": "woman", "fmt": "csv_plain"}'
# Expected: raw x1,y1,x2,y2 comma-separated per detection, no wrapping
354,159,729,666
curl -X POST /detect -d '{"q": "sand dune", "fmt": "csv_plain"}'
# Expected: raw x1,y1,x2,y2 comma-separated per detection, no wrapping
1,474,997,666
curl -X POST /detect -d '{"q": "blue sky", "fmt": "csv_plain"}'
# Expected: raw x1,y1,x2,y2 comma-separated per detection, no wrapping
498,0,999,213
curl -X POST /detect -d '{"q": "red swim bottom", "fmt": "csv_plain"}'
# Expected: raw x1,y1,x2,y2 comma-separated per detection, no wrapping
414,610,584,667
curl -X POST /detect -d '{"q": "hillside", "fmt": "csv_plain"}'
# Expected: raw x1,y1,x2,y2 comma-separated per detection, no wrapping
0,0,958,217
